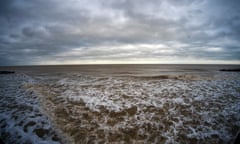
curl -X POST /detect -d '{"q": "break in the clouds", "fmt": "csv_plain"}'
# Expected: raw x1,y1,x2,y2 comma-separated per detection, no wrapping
0,0,240,65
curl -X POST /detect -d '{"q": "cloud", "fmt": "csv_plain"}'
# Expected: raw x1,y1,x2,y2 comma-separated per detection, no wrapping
0,0,239,65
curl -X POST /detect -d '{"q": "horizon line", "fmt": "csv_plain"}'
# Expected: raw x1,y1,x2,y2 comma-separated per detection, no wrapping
1,63,240,67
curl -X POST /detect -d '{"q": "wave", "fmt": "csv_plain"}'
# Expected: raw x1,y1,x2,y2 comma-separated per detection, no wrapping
26,72,240,143
0,73,63,144
1,71,240,143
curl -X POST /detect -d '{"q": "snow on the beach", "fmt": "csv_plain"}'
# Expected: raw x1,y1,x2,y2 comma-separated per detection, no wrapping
0,73,62,144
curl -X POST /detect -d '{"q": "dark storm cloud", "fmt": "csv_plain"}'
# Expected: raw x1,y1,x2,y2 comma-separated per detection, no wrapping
0,0,240,65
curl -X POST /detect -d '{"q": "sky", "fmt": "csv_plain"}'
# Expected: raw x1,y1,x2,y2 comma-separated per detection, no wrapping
0,0,240,65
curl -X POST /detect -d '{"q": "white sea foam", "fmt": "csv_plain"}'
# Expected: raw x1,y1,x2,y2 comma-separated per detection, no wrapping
0,73,62,144
1,71,240,143
29,71,239,143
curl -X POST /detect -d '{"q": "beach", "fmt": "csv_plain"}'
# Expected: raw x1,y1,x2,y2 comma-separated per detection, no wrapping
0,64,240,143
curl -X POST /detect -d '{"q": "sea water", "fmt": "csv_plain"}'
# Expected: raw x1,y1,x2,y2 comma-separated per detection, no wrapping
0,64,240,143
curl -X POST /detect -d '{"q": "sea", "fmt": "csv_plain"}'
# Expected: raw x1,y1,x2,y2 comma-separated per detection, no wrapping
0,64,240,144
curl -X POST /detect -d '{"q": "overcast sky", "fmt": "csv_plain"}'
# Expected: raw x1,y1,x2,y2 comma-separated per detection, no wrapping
0,0,240,65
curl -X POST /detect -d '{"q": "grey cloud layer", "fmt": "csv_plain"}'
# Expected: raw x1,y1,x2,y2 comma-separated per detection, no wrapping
0,0,240,65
